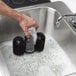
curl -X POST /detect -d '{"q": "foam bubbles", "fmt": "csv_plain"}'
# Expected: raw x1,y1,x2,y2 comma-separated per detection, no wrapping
0,35,76,76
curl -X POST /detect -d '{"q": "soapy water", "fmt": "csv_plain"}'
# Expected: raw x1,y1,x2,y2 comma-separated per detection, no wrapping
0,34,76,76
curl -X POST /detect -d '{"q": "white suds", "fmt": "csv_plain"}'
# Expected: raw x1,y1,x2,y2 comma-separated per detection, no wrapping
0,35,76,76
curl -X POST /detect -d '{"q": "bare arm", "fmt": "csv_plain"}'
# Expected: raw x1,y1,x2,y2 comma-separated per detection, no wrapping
0,0,39,38
0,0,23,21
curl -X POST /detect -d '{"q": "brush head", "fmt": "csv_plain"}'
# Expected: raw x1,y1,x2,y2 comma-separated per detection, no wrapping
13,36,25,56
35,32,45,52
13,27,45,55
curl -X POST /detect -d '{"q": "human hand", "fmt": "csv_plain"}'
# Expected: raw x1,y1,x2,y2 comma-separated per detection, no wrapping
0,0,39,38
19,15,39,38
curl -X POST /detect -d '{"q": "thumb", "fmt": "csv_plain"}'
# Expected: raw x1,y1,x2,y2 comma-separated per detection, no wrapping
24,27,30,39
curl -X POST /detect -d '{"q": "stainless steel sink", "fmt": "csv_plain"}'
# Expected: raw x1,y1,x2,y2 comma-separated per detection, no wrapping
0,7,48,43
0,1,76,76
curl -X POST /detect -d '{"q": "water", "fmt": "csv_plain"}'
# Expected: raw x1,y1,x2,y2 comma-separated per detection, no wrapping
0,35,76,76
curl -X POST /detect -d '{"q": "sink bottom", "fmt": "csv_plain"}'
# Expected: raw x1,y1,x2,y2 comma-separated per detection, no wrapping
0,35,76,76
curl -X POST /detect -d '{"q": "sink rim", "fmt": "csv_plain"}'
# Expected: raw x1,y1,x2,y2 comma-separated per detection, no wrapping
0,6,63,76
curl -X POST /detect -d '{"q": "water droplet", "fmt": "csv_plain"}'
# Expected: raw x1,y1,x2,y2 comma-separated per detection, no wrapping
56,22,60,28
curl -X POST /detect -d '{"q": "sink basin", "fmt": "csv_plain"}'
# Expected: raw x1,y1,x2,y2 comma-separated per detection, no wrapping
0,4,76,76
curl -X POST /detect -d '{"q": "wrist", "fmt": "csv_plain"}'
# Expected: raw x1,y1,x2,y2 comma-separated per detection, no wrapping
8,9,25,22
14,13,24,22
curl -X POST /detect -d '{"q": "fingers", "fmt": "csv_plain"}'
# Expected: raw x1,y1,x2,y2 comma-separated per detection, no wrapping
24,27,30,39
29,21,39,30
24,25,39,39
19,16,39,39
24,22,39,38
35,23,39,30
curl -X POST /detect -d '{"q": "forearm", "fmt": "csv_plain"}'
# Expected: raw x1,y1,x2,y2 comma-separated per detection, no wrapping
0,0,23,22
